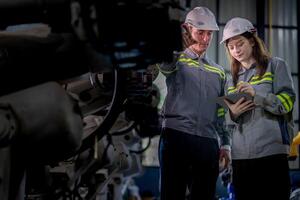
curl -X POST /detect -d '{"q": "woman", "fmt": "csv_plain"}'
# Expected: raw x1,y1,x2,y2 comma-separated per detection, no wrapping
221,17,295,200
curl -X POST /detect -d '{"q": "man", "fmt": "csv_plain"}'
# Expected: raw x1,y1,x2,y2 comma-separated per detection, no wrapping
157,7,231,200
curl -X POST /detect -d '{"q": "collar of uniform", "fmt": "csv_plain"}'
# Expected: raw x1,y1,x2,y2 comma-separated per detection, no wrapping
237,62,257,75
184,48,206,60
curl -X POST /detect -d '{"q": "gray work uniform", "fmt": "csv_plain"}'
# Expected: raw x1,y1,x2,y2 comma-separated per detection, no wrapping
226,57,295,159
159,48,230,147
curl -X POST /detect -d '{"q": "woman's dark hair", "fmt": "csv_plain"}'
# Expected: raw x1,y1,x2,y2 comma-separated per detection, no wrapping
225,32,271,86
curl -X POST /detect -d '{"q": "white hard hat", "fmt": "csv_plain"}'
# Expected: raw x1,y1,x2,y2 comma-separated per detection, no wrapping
184,7,219,31
220,17,256,44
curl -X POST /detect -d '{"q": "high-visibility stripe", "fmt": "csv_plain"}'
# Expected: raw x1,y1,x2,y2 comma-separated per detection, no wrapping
277,93,293,112
227,87,237,94
204,66,225,80
227,81,244,94
250,72,273,81
178,58,199,68
185,62,200,67
178,58,225,79
227,76,274,94
217,108,225,117
178,58,199,66
276,94,291,112
203,64,225,80
249,77,273,85
250,75,273,81
156,63,176,74
280,93,293,110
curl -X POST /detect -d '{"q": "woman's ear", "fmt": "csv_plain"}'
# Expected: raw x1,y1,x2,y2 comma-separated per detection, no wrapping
249,38,255,47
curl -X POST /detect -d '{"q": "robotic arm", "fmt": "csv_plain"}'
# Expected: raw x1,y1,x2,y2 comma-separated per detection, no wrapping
0,0,183,199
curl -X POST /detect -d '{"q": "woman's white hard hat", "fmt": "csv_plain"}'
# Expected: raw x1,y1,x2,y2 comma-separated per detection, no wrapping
220,17,256,44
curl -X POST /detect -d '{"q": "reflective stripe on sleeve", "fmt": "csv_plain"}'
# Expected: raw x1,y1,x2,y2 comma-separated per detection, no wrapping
277,93,294,112
217,107,225,117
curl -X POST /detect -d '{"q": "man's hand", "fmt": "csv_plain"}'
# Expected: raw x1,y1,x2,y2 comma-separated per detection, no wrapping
181,23,196,49
219,148,231,171
147,64,159,81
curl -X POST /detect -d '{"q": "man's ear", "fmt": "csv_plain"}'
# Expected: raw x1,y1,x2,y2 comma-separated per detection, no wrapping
181,23,190,33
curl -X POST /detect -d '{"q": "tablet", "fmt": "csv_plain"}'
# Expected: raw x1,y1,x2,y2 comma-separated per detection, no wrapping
216,93,253,109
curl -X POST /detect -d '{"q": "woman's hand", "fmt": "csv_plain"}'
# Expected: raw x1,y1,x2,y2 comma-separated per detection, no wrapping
224,97,255,119
237,82,255,97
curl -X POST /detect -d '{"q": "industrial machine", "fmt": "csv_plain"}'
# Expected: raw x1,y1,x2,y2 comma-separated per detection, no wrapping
0,0,184,199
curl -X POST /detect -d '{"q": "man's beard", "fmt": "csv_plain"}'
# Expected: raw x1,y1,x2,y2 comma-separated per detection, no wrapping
189,44,207,56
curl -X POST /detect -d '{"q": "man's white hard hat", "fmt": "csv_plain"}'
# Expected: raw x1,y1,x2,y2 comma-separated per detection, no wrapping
184,7,219,31
220,17,256,44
